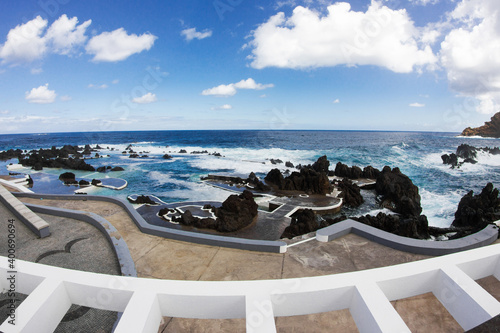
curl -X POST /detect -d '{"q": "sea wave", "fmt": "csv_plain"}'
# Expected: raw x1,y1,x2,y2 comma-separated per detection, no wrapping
420,188,464,228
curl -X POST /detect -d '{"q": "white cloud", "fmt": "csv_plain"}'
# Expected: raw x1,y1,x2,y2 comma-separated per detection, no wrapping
234,78,274,90
0,16,48,64
0,15,156,64
333,99,340,104
247,2,437,73
132,92,157,104
60,95,72,101
31,68,43,74
112,79,119,84
211,104,233,110
440,0,500,114
85,28,157,62
45,14,91,55
202,84,237,97
202,78,274,97
88,83,108,89
181,27,213,41
25,83,57,104
409,102,425,107
0,15,91,64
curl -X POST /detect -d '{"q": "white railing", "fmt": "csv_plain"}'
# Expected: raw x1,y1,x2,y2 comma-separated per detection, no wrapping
1,243,500,333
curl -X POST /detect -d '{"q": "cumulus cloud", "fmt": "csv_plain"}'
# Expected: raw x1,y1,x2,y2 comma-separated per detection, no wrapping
132,92,157,104
0,14,156,64
0,16,48,64
85,28,157,62
203,84,237,97
211,104,233,110
45,14,91,55
202,78,274,97
247,1,437,73
440,0,500,114
409,102,425,107
333,99,340,104
181,27,213,41
25,84,57,104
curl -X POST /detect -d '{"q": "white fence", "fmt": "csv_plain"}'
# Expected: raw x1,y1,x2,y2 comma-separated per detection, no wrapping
1,243,500,332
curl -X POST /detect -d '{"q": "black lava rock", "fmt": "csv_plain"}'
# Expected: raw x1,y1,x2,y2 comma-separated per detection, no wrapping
375,166,422,217
452,183,500,232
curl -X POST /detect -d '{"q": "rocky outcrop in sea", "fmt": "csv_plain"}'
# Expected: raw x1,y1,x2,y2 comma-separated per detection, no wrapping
461,112,500,138
452,183,500,232
442,144,500,169
336,178,363,207
59,172,77,185
334,162,381,179
265,156,331,195
376,166,422,217
17,145,98,171
0,149,24,161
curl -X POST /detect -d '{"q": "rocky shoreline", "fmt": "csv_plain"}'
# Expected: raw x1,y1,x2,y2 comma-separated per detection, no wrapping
165,155,500,240
2,142,498,242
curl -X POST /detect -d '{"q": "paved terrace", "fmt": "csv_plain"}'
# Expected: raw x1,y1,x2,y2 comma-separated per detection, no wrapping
2,194,499,332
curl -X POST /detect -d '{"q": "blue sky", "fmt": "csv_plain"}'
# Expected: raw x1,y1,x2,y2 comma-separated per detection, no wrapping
0,0,499,133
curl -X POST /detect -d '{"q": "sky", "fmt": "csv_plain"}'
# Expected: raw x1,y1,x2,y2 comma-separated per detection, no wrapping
0,0,499,134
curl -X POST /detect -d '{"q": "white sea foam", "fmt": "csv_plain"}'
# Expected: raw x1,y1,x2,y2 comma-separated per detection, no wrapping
476,150,500,166
148,171,191,187
147,171,231,202
423,150,500,176
420,188,464,228
181,147,319,176
353,208,396,218
188,156,274,176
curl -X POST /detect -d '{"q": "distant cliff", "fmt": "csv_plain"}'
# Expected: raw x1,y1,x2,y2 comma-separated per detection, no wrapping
461,112,500,138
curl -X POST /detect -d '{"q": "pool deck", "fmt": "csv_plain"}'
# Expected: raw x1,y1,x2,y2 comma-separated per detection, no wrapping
1,176,500,332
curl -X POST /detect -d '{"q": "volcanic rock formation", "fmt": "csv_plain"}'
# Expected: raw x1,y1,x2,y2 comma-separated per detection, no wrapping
461,112,500,138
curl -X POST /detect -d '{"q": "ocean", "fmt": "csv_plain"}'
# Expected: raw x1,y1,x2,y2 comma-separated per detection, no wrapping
1,130,499,228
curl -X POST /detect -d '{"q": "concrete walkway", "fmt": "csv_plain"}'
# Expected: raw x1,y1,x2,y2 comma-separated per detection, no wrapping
12,196,500,332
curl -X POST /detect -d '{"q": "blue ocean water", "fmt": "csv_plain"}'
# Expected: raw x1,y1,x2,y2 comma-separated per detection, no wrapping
1,130,499,228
